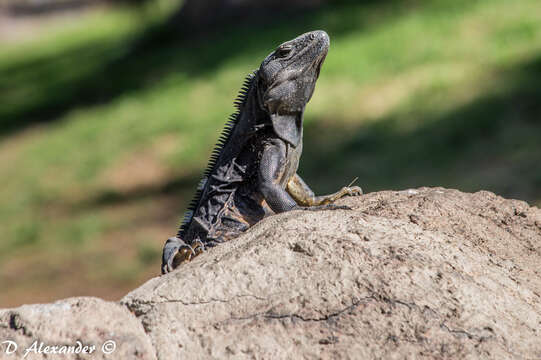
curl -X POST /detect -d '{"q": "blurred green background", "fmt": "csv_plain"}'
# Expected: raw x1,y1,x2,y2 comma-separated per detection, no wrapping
0,0,540,307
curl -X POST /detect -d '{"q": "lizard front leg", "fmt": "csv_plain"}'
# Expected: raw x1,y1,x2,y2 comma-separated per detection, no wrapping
287,173,362,206
259,139,298,213
259,140,358,212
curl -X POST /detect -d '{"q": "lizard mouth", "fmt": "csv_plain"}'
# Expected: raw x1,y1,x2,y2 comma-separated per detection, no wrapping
311,32,329,77
314,52,327,77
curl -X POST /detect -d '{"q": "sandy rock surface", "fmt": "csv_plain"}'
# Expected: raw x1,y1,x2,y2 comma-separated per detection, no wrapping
0,297,156,359
122,187,541,360
1,188,540,359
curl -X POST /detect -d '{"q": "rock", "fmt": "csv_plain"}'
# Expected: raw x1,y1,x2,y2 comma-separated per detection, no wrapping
0,297,156,359
122,188,541,359
1,188,540,359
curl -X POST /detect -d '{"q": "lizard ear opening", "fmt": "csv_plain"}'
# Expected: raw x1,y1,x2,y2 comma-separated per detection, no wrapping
271,114,302,147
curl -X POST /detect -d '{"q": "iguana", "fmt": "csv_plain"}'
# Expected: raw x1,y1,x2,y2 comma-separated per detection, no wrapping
162,30,362,274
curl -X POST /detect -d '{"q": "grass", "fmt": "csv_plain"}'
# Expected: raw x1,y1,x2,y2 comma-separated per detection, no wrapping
1,0,540,307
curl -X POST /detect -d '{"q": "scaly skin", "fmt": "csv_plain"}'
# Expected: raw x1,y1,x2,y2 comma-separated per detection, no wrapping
162,30,362,274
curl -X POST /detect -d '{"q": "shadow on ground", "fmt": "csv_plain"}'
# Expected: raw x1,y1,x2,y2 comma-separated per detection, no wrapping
0,0,384,136
79,54,541,214
300,55,541,205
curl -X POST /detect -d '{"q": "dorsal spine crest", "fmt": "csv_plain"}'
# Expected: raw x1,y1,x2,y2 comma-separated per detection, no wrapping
177,71,258,237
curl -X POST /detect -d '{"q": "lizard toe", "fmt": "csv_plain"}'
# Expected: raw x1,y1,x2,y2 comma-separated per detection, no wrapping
347,186,363,196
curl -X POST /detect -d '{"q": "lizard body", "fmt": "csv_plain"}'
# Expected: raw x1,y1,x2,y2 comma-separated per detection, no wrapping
162,30,362,274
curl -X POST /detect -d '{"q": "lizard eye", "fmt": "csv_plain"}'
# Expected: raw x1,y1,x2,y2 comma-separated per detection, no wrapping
276,44,293,58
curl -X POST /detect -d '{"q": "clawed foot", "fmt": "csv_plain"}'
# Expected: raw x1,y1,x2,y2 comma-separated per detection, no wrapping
161,237,205,274
343,185,363,196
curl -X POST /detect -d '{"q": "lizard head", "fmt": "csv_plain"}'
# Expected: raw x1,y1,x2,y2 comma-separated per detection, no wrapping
257,30,330,147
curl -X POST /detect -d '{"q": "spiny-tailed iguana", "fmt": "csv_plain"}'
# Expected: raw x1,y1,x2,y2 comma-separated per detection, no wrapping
162,30,362,274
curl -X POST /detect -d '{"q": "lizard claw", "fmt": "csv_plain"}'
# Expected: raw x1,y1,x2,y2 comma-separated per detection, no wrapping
191,239,206,256
161,237,195,274
344,186,363,196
